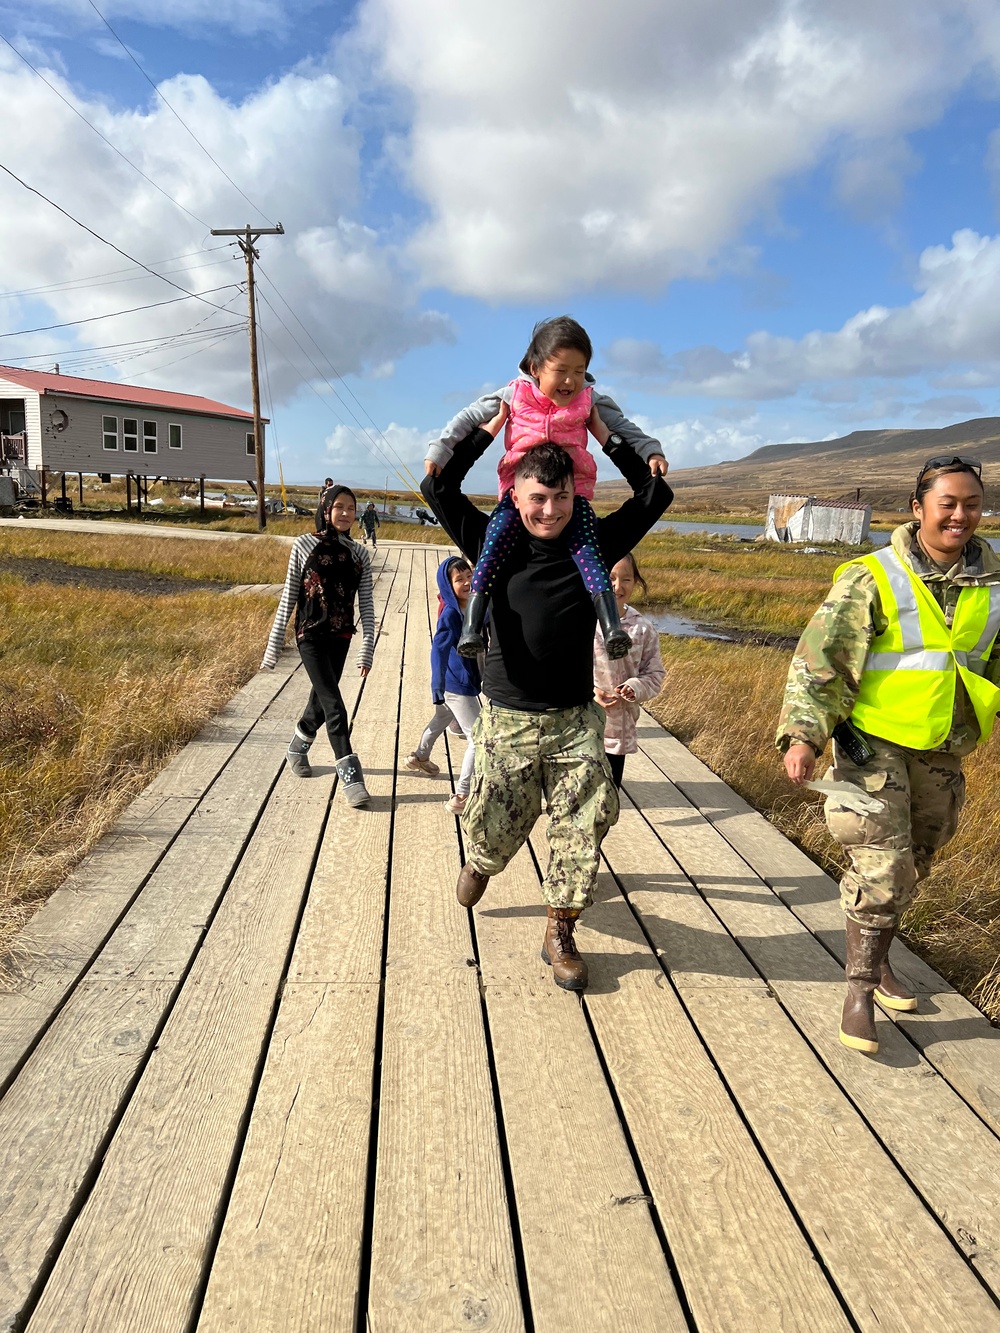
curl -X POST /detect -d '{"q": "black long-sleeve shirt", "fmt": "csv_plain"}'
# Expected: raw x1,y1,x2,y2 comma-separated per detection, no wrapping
421,430,673,711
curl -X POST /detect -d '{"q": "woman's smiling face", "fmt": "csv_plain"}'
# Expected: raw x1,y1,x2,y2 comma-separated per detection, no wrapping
912,470,984,561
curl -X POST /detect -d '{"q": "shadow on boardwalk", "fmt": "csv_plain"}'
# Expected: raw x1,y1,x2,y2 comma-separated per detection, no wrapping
1,545,1000,1333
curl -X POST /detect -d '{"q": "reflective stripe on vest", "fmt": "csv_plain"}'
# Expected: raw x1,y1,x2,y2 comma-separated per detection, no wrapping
834,546,1000,748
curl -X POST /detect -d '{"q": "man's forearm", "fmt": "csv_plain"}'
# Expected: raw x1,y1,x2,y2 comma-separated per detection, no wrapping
420,427,493,558
598,441,673,562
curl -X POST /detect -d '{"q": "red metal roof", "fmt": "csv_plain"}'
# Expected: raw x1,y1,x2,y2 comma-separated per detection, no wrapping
0,364,257,422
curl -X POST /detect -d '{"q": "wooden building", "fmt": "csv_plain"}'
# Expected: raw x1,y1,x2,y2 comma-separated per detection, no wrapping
0,365,265,487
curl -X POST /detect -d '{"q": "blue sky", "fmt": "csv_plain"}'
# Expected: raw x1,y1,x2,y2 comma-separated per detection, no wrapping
4,1,1000,493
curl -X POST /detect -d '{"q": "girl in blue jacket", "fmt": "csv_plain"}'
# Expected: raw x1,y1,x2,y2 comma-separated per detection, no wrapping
404,556,482,814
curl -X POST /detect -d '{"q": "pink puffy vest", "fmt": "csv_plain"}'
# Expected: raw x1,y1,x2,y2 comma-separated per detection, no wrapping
496,377,596,499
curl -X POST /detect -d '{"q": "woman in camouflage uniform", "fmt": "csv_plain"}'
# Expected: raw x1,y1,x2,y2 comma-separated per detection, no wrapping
777,457,1000,1054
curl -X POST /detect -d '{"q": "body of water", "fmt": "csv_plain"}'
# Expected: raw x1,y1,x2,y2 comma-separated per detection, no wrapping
652,519,1000,552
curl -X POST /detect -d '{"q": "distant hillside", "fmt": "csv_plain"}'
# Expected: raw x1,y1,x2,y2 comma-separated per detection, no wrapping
595,417,1000,512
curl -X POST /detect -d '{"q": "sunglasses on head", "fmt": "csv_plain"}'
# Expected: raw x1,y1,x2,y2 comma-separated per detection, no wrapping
916,454,983,484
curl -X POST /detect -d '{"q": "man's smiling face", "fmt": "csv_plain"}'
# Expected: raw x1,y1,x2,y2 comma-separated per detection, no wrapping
511,472,575,539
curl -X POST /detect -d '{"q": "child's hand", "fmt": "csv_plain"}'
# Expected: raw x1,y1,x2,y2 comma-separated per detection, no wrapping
616,683,636,702
594,687,619,709
482,401,509,438
359,664,371,678
649,453,669,476
587,404,610,447
424,460,441,477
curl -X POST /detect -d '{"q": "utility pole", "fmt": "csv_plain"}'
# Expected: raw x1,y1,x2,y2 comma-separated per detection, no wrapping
210,222,284,530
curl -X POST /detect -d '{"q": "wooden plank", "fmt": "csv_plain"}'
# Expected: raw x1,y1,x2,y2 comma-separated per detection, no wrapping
368,972,525,1333
193,981,380,1333
196,551,407,1331
592,810,851,1333
637,724,1000,1138
473,849,688,1333
286,546,407,983
684,987,1000,1333
602,788,1000,1304
623,749,1000,1331
367,548,525,1331
0,981,172,1332
24,764,333,1333
0,655,302,1090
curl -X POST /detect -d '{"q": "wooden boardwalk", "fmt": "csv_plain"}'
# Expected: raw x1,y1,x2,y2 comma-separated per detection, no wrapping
2,542,1000,1333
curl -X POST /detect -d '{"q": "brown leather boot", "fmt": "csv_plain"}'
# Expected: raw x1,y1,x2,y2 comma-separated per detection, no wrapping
541,907,589,991
874,926,918,1012
456,863,490,908
840,918,893,1054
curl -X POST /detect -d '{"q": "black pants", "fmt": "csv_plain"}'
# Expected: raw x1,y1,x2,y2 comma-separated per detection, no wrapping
606,752,626,789
297,635,352,759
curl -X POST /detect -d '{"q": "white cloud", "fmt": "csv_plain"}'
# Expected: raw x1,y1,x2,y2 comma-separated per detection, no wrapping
630,415,779,471
0,50,450,407
604,231,1000,399
360,0,1000,299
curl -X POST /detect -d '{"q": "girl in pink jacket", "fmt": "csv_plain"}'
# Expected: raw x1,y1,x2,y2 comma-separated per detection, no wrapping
594,553,666,787
435,316,667,660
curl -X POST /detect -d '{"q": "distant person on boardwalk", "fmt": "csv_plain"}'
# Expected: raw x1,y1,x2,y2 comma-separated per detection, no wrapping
421,406,672,991
262,484,375,808
778,456,1000,1054
360,501,381,548
403,556,482,815
593,553,665,788
424,316,668,663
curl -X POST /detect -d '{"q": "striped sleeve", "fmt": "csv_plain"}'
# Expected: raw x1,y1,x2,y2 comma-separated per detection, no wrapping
261,534,317,669
353,542,376,669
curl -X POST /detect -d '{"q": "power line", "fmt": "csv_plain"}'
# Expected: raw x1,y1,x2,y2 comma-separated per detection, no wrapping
0,245,233,301
0,33,211,229
256,314,420,499
85,0,276,227
0,160,238,314
254,284,424,494
1,323,246,365
0,284,240,339
256,263,402,448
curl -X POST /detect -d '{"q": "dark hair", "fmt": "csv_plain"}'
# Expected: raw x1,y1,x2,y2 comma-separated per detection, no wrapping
912,462,985,506
446,556,471,577
512,443,575,489
323,476,334,487
616,551,648,600
518,316,593,375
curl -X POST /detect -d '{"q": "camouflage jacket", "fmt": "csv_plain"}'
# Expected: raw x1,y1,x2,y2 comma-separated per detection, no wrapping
776,522,1000,758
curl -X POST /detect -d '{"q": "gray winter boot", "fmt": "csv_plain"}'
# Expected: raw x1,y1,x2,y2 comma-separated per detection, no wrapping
335,752,370,808
286,730,313,778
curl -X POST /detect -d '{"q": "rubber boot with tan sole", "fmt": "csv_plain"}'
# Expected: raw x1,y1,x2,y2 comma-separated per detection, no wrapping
874,926,918,1012
541,907,588,991
840,918,893,1054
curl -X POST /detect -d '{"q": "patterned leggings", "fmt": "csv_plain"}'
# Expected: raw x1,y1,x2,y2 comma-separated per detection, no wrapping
470,491,612,598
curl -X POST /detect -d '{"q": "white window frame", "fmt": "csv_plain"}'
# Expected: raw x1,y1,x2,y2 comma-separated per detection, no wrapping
102,415,118,450
168,422,183,450
246,431,256,456
123,417,138,452
143,420,157,453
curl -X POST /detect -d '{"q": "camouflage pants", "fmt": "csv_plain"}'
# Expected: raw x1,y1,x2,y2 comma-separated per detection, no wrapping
825,732,966,928
462,700,620,912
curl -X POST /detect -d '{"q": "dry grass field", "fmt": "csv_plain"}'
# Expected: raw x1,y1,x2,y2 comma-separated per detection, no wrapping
0,565,277,958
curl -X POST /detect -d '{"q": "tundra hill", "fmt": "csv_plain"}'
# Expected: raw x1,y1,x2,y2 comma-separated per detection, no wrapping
594,416,1000,513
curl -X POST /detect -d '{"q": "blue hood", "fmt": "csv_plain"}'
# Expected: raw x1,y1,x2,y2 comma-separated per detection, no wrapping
430,556,480,700
436,555,468,612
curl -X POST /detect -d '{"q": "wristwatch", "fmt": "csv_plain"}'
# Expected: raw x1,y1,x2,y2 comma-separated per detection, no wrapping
605,431,624,450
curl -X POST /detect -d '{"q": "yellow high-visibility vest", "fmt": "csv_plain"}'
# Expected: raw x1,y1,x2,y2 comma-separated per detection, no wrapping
835,547,1000,749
